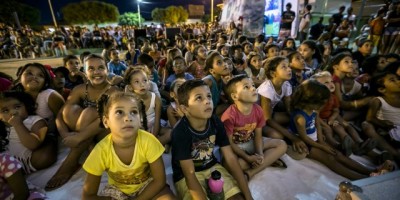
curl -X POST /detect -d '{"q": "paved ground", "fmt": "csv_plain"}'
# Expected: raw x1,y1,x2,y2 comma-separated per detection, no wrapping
0,57,66,79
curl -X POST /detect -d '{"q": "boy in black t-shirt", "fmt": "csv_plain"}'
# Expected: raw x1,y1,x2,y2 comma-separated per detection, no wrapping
171,80,253,200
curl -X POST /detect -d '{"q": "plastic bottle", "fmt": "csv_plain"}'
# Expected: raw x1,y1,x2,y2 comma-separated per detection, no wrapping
208,170,224,194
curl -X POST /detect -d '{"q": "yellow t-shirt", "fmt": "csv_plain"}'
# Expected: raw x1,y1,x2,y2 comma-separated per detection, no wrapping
83,129,164,194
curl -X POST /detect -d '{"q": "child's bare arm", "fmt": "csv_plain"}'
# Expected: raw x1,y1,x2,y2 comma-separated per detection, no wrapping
153,96,162,136
56,105,70,138
328,107,340,125
283,95,292,114
48,92,65,116
180,159,207,200
136,157,166,200
11,118,47,150
227,134,256,164
7,168,29,200
221,146,253,200
366,98,394,129
167,106,178,127
254,127,264,155
82,173,110,200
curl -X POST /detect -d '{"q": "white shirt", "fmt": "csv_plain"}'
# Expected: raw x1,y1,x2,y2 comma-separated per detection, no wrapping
257,79,292,109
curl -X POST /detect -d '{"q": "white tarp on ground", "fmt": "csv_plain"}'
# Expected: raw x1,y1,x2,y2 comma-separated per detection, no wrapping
27,143,367,200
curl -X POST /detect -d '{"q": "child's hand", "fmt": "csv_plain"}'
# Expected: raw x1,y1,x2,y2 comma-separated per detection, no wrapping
328,120,339,127
341,120,349,127
255,153,264,164
8,113,23,127
62,133,82,148
322,145,337,155
292,138,309,154
248,155,261,168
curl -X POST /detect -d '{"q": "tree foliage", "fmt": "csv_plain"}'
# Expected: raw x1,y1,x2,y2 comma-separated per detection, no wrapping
62,1,119,24
151,6,188,25
119,12,144,26
0,0,40,26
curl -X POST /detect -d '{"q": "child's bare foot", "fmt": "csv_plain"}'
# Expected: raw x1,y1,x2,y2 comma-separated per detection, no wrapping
45,161,82,191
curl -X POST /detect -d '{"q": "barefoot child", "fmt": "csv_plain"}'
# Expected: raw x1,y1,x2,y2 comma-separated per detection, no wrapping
222,75,287,180
82,92,176,199
171,80,253,200
290,80,390,180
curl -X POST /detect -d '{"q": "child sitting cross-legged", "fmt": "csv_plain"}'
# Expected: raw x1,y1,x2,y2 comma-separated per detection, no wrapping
221,75,287,180
82,92,176,200
171,80,253,200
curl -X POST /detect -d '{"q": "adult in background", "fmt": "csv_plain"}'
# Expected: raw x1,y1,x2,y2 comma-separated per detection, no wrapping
299,4,312,43
279,3,296,40
332,6,346,27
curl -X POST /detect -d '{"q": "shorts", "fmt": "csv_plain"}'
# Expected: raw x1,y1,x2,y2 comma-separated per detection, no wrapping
99,178,153,200
384,27,400,35
237,137,270,155
174,164,241,200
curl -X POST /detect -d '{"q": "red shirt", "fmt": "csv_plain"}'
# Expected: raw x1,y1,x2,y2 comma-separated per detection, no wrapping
319,94,340,120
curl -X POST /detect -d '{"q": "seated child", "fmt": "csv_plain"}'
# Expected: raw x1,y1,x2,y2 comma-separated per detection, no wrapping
82,92,175,199
165,56,194,91
171,80,253,199
363,71,400,165
107,48,127,76
167,78,186,128
222,75,287,180
312,71,376,156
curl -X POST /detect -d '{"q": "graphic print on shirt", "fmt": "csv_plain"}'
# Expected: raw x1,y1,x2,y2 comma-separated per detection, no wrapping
191,135,216,168
233,122,257,143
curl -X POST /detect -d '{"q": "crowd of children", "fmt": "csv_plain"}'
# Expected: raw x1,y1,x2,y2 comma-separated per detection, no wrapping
1,7,400,200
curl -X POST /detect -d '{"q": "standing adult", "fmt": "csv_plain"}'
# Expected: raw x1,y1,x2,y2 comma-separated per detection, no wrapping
332,6,346,27
279,3,296,40
299,4,312,43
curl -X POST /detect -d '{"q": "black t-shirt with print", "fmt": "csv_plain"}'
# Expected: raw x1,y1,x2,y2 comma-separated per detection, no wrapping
171,115,230,182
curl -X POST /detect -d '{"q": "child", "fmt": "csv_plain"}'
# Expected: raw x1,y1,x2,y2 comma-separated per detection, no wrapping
369,9,385,53
325,53,372,121
352,38,373,68
202,52,231,114
263,44,280,59
222,75,287,180
124,67,170,145
108,48,127,77
258,56,309,158
46,54,119,191
298,40,323,76
167,78,186,128
149,41,162,65
245,52,266,87
63,55,86,90
287,51,307,88
282,38,296,51
231,45,247,73
52,66,71,100
188,45,208,79
312,71,376,156
82,92,176,200
363,71,400,164
137,53,160,84
290,80,389,180
0,91,50,173
165,56,194,90
171,80,253,200
125,39,141,65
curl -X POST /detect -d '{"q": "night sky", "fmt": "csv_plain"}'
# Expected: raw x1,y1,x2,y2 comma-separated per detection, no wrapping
20,0,223,24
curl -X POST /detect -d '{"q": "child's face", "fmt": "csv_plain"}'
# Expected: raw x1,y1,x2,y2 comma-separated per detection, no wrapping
290,53,305,70
173,58,187,75
110,50,120,61
250,55,262,69
334,56,353,74
244,44,253,54
85,58,108,85
324,44,332,56
210,55,230,76
0,98,28,125
221,46,229,56
267,47,279,58
273,60,292,80
129,71,150,95
196,46,207,60
280,50,289,57
377,57,388,71
103,97,141,140
286,40,294,48
224,60,234,73
234,78,258,103
234,49,243,59
21,66,45,92
316,76,335,93
359,42,372,56
183,86,213,119
170,79,186,100
298,44,314,60
66,58,80,73
53,71,66,89
382,74,400,93
350,61,360,77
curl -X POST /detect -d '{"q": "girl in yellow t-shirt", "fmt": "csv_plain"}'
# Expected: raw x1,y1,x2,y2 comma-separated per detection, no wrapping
82,92,176,200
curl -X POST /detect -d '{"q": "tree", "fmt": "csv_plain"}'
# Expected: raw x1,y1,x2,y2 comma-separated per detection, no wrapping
119,12,144,26
62,1,119,24
0,0,40,26
164,6,189,25
151,8,166,23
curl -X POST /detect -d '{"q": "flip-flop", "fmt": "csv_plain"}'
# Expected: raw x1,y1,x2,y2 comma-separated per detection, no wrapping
354,138,377,156
271,158,287,169
45,164,82,191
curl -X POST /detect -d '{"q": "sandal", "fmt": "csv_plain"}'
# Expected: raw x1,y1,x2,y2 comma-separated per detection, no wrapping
371,160,395,177
353,138,377,156
271,158,287,169
341,136,353,157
